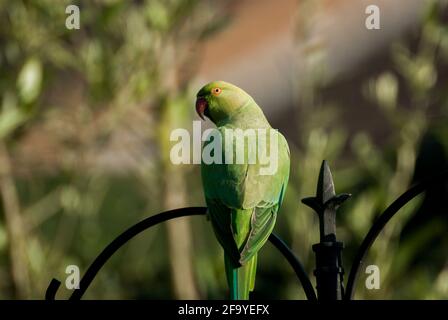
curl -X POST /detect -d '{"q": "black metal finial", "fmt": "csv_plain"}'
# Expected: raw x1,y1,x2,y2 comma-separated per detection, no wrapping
302,160,351,300
302,160,351,242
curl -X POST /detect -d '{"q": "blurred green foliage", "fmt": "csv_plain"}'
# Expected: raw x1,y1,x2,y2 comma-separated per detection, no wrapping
0,0,447,300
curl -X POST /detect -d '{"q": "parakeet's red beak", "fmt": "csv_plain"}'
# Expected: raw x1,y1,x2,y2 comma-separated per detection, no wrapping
196,97,208,121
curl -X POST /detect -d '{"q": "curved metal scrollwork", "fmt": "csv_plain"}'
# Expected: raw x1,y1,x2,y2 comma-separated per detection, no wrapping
45,207,317,301
345,171,448,299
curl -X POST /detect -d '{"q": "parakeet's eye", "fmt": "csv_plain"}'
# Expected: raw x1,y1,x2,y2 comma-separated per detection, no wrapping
211,87,222,96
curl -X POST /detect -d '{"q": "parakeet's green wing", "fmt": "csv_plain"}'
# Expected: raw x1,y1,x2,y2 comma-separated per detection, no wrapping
239,137,289,264
206,199,241,263
202,129,290,265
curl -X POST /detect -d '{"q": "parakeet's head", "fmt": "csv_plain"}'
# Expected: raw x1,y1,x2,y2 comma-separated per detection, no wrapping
196,81,252,124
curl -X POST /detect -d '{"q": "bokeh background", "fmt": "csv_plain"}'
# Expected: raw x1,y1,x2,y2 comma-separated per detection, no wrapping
0,0,447,299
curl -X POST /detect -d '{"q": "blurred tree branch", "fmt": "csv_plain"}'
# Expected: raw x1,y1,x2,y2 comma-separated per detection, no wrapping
0,141,30,298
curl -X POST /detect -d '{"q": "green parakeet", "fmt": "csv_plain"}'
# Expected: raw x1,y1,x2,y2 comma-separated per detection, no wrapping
196,81,290,300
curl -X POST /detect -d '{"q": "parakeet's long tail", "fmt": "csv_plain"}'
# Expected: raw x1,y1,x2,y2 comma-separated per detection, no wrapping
224,253,257,300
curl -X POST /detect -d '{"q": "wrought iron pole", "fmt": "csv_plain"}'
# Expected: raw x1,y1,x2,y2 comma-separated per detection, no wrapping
302,160,350,300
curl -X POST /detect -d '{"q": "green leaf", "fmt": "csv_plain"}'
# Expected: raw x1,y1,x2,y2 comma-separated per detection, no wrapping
17,57,43,104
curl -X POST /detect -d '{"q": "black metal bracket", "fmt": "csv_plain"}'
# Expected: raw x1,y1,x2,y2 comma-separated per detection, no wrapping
302,160,351,300
45,207,317,301
302,161,448,300
44,161,448,301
